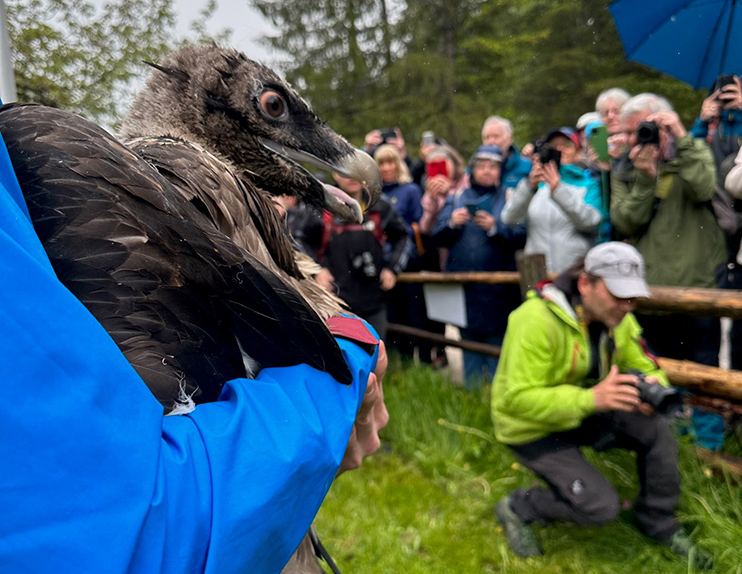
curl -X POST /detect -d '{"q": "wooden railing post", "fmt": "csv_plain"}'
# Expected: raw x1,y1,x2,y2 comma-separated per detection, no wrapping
515,252,547,300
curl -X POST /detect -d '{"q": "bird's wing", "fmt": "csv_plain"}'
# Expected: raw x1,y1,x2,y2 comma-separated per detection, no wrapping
128,136,347,320
126,136,301,278
1,103,352,412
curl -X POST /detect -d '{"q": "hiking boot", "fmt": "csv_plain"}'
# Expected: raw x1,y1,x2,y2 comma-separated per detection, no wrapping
660,529,714,571
494,495,543,558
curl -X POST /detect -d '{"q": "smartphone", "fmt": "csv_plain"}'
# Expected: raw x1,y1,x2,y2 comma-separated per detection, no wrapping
426,159,449,179
380,127,397,142
589,125,610,162
714,74,736,93
466,202,479,216
421,130,436,146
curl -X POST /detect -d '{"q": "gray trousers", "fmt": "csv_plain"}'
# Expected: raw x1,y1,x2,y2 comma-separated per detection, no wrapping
508,411,680,541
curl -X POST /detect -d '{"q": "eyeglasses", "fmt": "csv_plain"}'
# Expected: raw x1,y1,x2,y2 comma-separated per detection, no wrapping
587,261,641,276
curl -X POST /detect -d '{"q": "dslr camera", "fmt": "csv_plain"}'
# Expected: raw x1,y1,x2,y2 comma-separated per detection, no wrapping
379,127,398,144
636,121,660,146
627,369,682,415
534,140,561,168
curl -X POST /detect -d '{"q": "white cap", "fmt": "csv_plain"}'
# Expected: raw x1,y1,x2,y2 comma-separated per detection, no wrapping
584,242,651,298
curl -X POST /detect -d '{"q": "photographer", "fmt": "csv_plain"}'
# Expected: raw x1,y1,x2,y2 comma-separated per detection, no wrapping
611,93,727,450
492,243,712,569
501,127,602,273
690,74,742,154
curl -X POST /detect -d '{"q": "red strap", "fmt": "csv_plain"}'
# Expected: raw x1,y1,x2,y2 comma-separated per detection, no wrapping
327,316,379,355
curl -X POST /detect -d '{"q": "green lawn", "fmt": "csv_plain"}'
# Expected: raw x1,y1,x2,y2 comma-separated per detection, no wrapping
316,356,742,573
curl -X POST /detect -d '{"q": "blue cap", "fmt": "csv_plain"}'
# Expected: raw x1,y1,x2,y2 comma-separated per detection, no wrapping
471,145,503,164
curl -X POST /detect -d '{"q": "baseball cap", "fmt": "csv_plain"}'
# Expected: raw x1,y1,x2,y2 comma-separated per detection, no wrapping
584,242,651,299
471,145,503,164
544,127,581,148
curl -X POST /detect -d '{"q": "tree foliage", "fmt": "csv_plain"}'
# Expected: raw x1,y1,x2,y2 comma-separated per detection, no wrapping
6,0,230,126
251,0,707,159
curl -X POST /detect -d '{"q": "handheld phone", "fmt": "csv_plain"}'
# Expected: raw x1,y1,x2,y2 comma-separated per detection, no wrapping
426,159,449,179
714,74,736,93
466,202,479,216
588,125,610,162
421,130,436,145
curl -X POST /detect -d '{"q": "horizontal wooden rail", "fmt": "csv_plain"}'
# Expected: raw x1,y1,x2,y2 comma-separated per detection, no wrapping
388,323,742,403
396,272,742,319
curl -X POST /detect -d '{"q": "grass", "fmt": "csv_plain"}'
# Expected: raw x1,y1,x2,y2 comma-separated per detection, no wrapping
315,354,742,573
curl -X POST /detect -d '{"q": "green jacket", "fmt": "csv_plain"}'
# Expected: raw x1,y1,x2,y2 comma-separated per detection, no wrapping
610,134,725,288
491,285,668,445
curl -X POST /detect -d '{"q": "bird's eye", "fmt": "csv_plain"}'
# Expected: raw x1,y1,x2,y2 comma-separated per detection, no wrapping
259,91,287,119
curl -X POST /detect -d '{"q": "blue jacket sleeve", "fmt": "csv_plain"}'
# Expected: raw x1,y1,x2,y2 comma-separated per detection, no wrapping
0,133,375,574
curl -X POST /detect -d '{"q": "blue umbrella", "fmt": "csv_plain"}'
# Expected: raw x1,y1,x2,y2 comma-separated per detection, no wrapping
609,0,742,89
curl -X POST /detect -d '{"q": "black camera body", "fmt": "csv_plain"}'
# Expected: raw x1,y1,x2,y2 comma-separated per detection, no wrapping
714,74,736,92
627,369,682,415
535,141,561,168
379,127,397,143
636,121,660,146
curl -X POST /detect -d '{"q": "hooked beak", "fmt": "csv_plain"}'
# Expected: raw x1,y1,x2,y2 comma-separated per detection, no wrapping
259,138,382,223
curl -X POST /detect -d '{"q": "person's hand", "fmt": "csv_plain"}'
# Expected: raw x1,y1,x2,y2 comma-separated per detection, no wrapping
607,133,628,160
364,130,383,152
648,110,687,139
473,210,495,233
337,340,390,475
314,267,335,292
450,206,471,227
528,159,544,190
719,76,742,110
700,91,722,121
425,174,450,198
420,142,436,160
629,143,660,178
379,268,396,291
542,160,561,191
521,142,535,159
587,146,611,172
592,365,641,412
636,375,661,416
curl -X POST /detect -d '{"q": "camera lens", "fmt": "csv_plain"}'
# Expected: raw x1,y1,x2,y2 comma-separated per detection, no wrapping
636,121,660,145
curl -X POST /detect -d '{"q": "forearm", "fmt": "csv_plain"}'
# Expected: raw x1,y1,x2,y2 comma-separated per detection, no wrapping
500,178,533,225
551,182,601,232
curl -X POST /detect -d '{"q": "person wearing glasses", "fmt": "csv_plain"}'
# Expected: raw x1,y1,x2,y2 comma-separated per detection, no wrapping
491,242,712,570
501,127,603,273
611,93,727,451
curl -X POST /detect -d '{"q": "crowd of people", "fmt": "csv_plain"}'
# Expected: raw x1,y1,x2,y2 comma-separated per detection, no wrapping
278,78,742,569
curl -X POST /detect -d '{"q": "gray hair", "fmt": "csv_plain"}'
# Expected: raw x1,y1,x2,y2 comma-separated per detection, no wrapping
482,115,513,138
595,88,631,113
620,93,673,122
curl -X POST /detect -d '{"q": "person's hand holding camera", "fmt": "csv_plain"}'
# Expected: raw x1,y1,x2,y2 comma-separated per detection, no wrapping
528,158,544,191
700,91,722,121
649,110,686,139
472,210,495,233
629,143,660,179
450,206,471,227
541,159,561,192
364,130,383,153
425,174,450,199
592,365,641,412
718,76,742,110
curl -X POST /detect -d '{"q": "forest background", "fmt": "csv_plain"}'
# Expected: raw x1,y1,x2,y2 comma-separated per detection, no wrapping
5,0,709,158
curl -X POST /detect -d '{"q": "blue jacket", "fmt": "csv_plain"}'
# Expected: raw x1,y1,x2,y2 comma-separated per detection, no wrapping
432,183,526,334
0,133,377,574
501,145,532,191
690,109,742,142
382,180,423,229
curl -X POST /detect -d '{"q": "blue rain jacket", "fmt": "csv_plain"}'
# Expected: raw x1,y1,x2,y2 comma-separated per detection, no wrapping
0,132,376,574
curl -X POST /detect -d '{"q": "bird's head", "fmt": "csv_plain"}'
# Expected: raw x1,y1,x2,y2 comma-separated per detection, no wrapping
121,45,380,223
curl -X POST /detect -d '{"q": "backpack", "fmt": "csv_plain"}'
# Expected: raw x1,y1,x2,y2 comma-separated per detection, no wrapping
317,210,385,262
